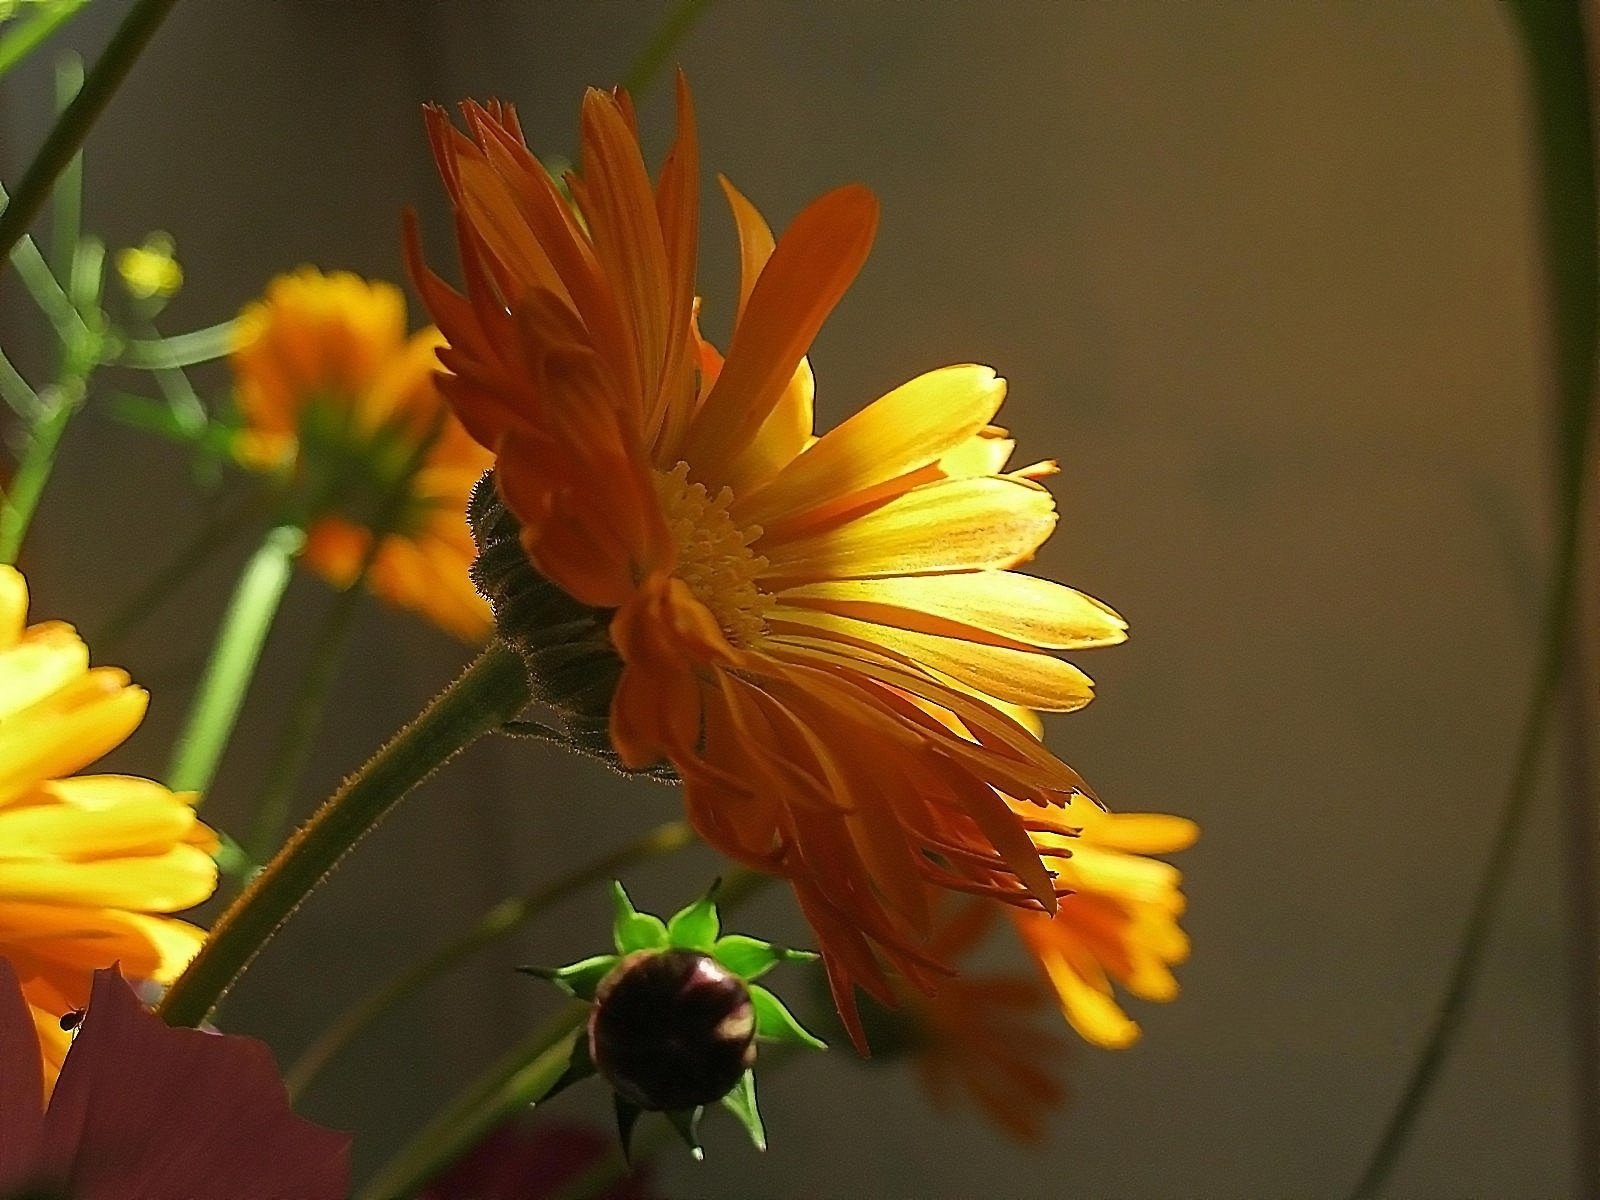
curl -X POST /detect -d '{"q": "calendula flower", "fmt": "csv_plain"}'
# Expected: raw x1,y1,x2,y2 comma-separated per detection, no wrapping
897,897,1068,1142
231,267,493,640
1013,808,1197,1050
0,566,216,1087
0,958,349,1198
408,78,1128,1048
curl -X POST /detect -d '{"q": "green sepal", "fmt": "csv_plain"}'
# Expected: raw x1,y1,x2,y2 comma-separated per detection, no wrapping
610,881,668,954
711,935,818,982
516,954,617,1001
719,1068,767,1151
615,1094,642,1161
750,984,826,1050
540,1030,596,1103
666,879,721,951
667,1106,705,1162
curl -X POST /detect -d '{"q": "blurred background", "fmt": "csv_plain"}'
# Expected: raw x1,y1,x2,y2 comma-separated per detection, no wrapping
0,2,1588,1196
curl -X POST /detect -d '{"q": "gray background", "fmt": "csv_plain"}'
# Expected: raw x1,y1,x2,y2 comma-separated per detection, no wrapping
0,3,1581,1197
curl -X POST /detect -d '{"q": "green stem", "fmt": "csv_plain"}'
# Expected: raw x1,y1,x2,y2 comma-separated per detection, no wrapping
0,0,177,269
355,1006,586,1200
158,641,531,1028
240,568,368,867
0,381,75,562
165,522,304,797
0,0,88,82
98,491,265,651
113,319,237,370
50,54,83,283
285,819,695,1099
1349,4,1597,1195
620,0,713,95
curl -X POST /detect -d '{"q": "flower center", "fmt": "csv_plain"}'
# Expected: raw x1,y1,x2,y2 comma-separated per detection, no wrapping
654,462,771,646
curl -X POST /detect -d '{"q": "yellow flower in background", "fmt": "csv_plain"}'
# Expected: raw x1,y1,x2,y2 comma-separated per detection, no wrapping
899,897,1069,1142
410,78,1131,1048
1013,808,1197,1049
0,566,218,1089
231,268,493,641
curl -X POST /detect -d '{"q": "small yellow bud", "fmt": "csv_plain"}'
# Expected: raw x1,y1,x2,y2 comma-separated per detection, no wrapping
116,233,183,300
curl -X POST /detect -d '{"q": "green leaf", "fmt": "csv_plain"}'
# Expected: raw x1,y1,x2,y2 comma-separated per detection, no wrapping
719,1068,766,1151
666,1106,705,1162
712,935,817,982
610,880,667,954
666,881,721,951
749,984,826,1050
538,1029,596,1102
517,954,617,1002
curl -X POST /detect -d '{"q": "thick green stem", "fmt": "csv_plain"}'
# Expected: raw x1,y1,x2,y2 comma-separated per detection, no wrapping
355,1006,586,1200
1349,4,1598,1195
165,522,304,797
286,819,695,1099
0,0,177,269
0,382,76,562
158,641,531,1028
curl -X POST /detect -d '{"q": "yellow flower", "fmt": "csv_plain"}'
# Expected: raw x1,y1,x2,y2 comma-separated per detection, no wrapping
1013,808,1197,1049
898,897,1069,1142
409,79,1128,1048
230,268,493,641
0,566,218,1089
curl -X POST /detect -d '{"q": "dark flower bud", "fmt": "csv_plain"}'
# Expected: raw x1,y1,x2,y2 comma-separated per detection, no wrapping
589,948,757,1112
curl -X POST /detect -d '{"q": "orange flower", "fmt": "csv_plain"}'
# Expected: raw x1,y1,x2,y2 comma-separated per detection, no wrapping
0,567,217,1089
231,268,493,641
409,79,1128,1047
1013,808,1197,1049
898,897,1068,1142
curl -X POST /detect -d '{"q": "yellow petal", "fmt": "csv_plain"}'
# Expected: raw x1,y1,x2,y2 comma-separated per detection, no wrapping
0,845,217,912
0,623,90,721
1086,811,1201,856
0,566,26,650
740,365,1007,527
0,672,147,806
770,607,1095,712
761,475,1057,581
0,781,201,861
780,571,1126,651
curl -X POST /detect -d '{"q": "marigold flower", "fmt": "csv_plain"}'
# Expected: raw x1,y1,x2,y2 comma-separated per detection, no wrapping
408,78,1129,1047
0,566,217,1088
0,958,349,1198
1012,808,1198,1049
230,267,493,640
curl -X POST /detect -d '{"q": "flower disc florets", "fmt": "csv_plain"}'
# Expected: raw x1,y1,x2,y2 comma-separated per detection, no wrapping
590,947,756,1111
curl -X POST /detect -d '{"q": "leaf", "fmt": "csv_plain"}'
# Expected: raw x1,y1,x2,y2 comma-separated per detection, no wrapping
749,984,826,1050
517,954,617,1001
666,880,721,950
712,935,817,982
538,1029,596,1103
610,881,667,954
719,1068,767,1151
666,1106,705,1161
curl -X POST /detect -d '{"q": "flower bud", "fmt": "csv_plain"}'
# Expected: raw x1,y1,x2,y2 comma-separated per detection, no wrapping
589,948,757,1112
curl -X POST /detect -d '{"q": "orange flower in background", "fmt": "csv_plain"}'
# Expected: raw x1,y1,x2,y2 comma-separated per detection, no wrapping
231,268,493,641
409,77,1135,1047
1014,808,1197,1049
899,897,1069,1142
0,567,217,1088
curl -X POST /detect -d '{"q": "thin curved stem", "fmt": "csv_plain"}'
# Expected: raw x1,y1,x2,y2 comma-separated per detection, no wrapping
1349,3,1597,1194
286,818,694,1099
158,641,532,1028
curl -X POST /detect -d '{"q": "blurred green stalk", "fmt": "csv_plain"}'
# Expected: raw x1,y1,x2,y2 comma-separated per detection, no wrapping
1350,3,1599,1195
